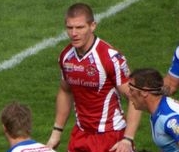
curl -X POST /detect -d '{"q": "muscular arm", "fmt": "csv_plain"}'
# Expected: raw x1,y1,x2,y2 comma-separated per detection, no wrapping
55,80,72,128
164,74,179,95
110,82,141,152
118,82,141,140
47,80,72,149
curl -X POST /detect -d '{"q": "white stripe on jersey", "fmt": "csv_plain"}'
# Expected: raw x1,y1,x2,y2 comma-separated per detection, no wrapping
62,48,75,64
74,102,84,131
175,46,179,59
113,57,121,85
92,38,107,91
98,88,116,132
108,49,122,85
113,108,126,130
61,48,75,79
98,88,126,132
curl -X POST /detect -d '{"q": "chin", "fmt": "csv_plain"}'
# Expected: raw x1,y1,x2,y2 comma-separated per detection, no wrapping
72,42,81,48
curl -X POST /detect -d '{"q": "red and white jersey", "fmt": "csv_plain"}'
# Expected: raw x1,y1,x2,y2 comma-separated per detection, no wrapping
59,37,130,133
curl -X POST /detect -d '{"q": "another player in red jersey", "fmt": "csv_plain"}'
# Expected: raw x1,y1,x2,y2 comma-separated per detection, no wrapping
47,3,141,152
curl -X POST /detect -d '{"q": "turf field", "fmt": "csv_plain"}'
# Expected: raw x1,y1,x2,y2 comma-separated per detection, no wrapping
0,0,179,151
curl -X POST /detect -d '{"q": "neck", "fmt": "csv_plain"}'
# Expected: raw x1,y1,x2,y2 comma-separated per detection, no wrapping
146,95,162,114
8,136,31,147
77,35,96,56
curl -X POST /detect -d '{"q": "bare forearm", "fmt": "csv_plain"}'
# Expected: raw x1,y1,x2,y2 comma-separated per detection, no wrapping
47,81,72,148
109,101,141,152
164,74,179,95
54,90,72,128
124,101,141,139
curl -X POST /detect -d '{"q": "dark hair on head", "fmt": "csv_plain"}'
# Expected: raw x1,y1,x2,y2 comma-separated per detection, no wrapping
65,3,94,24
129,68,165,95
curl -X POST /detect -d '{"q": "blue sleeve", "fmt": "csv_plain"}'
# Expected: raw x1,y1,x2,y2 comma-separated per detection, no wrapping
165,115,179,142
168,46,179,78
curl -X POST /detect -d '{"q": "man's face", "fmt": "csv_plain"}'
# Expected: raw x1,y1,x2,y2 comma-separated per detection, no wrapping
128,79,147,111
65,15,96,51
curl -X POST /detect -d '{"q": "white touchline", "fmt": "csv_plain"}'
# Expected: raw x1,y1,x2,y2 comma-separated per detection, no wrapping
0,0,140,72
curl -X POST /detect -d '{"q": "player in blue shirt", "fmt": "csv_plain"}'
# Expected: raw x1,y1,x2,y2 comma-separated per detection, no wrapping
128,68,179,152
1,102,56,152
164,46,179,95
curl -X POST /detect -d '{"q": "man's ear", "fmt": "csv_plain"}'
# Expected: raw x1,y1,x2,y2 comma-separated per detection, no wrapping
91,21,97,32
2,124,7,132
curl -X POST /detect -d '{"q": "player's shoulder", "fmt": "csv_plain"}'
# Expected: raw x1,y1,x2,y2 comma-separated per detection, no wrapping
97,38,124,58
98,38,118,52
166,97,179,112
59,43,73,59
62,43,73,53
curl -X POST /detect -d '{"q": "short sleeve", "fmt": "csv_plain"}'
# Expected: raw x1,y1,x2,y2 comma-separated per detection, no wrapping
168,46,179,78
165,115,179,142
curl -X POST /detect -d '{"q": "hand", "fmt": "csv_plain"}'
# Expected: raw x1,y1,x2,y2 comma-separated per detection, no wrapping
109,139,134,152
46,130,61,150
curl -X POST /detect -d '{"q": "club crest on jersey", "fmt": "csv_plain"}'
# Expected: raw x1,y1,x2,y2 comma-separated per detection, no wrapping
167,118,179,135
86,65,97,76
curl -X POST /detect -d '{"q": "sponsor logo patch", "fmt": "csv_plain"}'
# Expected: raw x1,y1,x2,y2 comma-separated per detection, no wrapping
167,118,179,135
64,63,73,72
64,63,84,72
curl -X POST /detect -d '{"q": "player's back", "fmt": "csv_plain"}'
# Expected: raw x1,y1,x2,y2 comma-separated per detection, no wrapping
9,140,56,152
